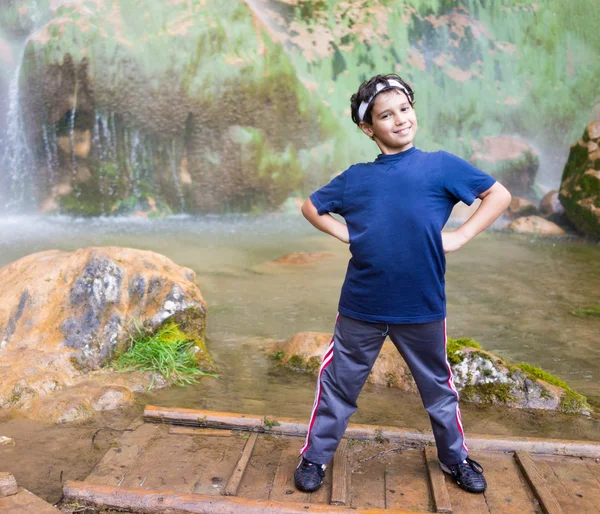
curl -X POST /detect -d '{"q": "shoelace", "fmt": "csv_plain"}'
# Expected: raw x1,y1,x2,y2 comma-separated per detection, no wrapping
461,457,484,474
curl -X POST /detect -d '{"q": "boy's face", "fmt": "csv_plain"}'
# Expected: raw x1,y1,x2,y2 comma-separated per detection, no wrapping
359,90,418,154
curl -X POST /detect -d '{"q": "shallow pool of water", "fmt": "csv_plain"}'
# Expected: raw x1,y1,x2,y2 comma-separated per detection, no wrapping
1,213,599,418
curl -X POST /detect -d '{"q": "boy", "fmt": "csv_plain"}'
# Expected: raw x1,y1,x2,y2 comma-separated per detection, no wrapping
295,74,511,495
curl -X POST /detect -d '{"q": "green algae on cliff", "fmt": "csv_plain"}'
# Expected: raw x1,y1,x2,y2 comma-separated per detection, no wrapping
21,0,342,215
559,122,600,238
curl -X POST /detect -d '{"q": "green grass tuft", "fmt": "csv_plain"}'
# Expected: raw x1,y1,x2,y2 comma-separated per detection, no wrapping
113,321,213,388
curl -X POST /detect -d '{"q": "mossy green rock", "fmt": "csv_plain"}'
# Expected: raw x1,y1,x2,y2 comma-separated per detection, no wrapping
20,0,339,214
559,121,600,238
274,332,591,415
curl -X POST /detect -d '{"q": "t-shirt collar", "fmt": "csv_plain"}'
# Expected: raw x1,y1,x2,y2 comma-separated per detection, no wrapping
375,146,417,163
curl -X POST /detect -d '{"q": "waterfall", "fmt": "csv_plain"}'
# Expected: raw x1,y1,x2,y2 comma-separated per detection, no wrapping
0,1,52,213
0,50,36,212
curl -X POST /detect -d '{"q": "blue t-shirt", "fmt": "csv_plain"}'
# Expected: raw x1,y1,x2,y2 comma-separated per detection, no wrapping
310,147,496,324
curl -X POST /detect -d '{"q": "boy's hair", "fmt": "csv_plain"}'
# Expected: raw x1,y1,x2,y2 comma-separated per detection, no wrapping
350,74,415,126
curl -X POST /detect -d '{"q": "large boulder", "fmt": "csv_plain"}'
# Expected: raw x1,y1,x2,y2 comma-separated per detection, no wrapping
272,332,590,414
18,0,338,215
559,121,600,238
0,247,209,411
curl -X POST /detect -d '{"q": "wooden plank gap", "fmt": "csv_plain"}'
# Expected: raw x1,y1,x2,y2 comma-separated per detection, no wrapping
222,433,258,497
514,451,564,514
169,426,233,437
424,447,452,513
330,439,348,506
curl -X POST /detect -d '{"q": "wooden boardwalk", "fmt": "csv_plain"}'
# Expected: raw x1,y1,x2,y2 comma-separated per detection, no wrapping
62,406,600,514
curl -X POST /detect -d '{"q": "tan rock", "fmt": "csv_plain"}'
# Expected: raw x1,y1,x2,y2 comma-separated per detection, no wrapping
470,135,534,163
507,216,566,235
57,129,91,159
507,196,537,218
0,247,208,414
587,120,600,140
539,190,564,216
0,473,18,497
272,252,333,265
271,332,417,393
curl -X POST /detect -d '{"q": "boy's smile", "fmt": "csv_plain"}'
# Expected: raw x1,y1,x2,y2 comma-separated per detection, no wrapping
359,90,418,155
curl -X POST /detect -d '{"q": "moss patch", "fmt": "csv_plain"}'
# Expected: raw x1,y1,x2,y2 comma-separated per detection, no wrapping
516,363,571,390
460,382,516,404
559,390,590,414
446,337,481,365
571,305,600,318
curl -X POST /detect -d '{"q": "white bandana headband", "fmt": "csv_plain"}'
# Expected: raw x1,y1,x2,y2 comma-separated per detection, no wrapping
357,79,414,122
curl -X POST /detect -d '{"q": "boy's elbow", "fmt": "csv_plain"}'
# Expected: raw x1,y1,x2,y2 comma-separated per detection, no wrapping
301,198,313,218
501,184,512,208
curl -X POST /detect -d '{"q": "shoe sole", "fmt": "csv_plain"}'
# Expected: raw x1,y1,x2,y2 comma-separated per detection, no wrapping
294,481,323,493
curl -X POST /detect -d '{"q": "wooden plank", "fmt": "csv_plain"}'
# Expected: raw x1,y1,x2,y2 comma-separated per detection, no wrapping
64,480,432,513
170,427,233,437
234,435,282,501
348,443,386,510
269,443,309,503
424,447,452,513
514,452,563,514
85,421,164,486
0,488,63,514
531,455,600,514
331,439,348,506
144,405,600,458
222,433,258,496
474,452,540,514
385,448,432,512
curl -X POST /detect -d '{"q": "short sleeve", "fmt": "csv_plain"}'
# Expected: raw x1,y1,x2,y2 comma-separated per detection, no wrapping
441,151,496,206
309,171,347,215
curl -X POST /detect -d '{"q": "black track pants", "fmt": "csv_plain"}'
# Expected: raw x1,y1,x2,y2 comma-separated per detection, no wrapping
300,314,468,466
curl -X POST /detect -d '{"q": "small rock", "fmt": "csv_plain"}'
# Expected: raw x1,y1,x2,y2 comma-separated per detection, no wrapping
0,472,18,496
0,436,15,447
507,196,537,218
539,191,564,217
91,387,134,411
272,252,333,265
507,216,566,235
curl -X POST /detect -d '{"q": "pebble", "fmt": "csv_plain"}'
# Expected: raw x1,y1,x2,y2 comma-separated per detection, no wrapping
0,436,15,447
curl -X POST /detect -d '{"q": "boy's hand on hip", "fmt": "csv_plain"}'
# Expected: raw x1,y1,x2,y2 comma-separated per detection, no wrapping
442,231,467,254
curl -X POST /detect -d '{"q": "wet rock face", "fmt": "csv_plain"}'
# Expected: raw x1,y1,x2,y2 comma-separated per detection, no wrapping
559,121,600,238
19,0,335,215
0,247,207,409
469,136,539,197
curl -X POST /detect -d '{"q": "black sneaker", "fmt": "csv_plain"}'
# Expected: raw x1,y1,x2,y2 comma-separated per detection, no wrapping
440,457,487,493
294,457,326,492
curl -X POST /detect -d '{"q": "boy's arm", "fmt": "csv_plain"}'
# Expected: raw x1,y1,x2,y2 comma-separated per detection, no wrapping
443,181,511,254
301,198,350,244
